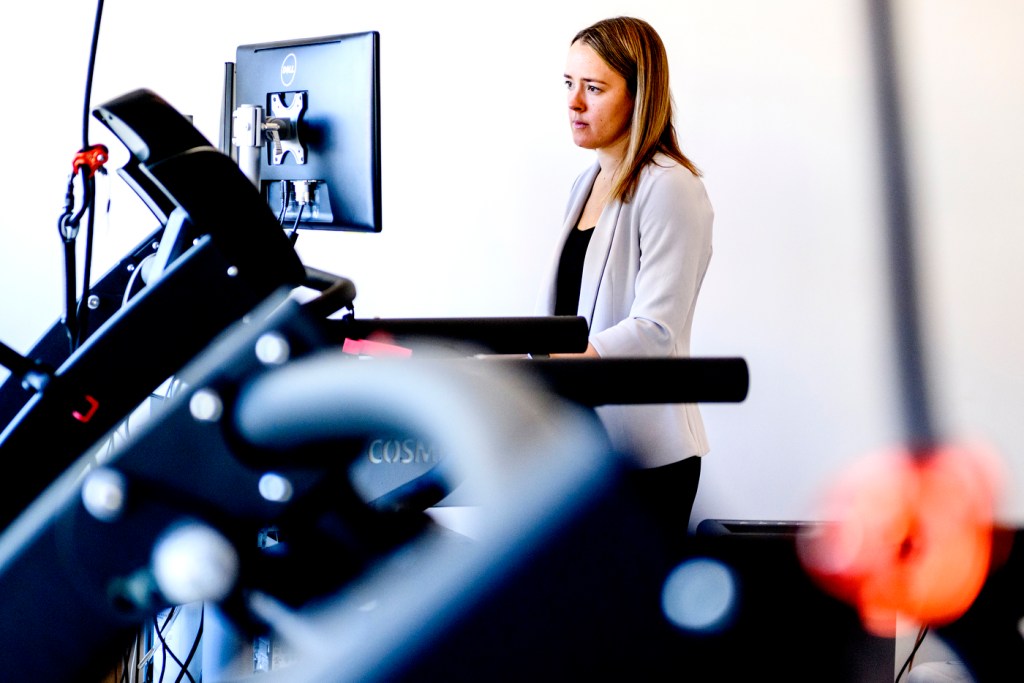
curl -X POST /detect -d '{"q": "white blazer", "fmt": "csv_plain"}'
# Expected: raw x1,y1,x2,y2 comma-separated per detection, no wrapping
537,154,714,468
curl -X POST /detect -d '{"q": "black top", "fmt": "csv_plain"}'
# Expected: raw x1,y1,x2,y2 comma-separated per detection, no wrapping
554,227,595,315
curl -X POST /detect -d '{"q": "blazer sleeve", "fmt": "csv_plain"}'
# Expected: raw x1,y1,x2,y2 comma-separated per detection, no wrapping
589,162,714,357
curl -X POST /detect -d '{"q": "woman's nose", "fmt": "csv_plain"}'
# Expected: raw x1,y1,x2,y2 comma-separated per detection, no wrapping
568,88,584,110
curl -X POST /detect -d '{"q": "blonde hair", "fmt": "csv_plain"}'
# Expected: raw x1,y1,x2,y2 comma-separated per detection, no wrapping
572,16,701,202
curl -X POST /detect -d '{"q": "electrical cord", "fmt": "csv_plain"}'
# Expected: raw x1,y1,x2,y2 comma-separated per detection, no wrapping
121,254,148,307
58,220,79,350
74,171,99,348
152,607,197,683
158,621,167,683
57,0,106,353
277,182,289,225
895,624,930,682
81,1,104,152
288,201,305,245
173,603,203,683
74,0,106,348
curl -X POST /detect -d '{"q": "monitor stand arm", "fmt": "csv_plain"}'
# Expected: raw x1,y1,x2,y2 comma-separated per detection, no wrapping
231,103,265,188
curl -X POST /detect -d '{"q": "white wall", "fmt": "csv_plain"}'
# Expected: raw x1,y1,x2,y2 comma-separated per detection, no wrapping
1,0,1023,530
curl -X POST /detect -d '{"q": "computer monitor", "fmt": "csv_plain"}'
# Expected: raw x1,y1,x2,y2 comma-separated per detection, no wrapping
232,31,382,233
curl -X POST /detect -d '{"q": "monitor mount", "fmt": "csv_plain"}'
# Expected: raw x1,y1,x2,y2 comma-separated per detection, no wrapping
232,91,308,189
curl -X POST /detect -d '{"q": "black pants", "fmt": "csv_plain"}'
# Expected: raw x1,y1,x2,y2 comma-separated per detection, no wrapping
621,455,702,560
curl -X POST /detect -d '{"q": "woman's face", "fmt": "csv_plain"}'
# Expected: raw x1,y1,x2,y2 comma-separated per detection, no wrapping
564,41,634,154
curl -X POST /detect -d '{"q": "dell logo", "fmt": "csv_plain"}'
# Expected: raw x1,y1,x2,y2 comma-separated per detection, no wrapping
280,53,297,87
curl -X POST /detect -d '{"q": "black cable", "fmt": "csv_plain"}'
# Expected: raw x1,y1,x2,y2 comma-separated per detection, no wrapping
60,227,79,351
75,0,105,347
82,0,105,149
75,172,98,347
288,201,305,245
277,182,289,225
154,609,173,683
152,608,192,683
158,629,167,683
895,625,930,682
56,0,105,353
172,603,202,683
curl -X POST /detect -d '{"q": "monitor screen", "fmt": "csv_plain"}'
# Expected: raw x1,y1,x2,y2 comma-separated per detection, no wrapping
233,31,382,233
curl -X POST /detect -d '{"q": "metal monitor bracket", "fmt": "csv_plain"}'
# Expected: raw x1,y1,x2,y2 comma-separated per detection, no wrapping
231,92,307,189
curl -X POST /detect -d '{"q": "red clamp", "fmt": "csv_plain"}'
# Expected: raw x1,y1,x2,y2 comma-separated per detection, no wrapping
71,395,100,423
72,144,110,179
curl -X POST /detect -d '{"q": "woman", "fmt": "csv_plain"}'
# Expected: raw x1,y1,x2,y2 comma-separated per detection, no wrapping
537,16,714,553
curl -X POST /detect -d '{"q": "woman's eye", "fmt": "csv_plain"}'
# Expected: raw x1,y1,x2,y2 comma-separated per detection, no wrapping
587,85,600,93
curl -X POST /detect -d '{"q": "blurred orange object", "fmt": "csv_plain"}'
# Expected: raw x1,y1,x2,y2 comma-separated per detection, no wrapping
797,442,1006,636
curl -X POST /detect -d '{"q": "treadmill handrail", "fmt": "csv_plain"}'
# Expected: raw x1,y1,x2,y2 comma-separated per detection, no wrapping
323,315,590,355
507,356,749,405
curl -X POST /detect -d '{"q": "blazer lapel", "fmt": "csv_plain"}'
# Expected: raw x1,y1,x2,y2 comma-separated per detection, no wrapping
562,163,600,234
578,189,620,325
